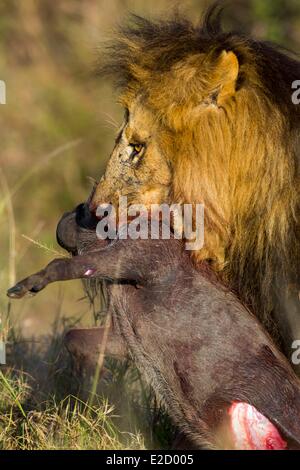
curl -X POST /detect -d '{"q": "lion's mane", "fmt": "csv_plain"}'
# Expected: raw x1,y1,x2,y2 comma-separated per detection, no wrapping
99,5,300,346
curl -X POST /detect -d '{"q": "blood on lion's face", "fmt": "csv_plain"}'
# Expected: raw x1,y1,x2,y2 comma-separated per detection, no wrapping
90,99,172,213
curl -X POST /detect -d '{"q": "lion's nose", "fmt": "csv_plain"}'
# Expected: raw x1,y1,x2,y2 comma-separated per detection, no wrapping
88,178,112,215
89,199,103,215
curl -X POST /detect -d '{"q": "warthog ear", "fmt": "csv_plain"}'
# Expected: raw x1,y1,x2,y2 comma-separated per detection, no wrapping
213,50,239,106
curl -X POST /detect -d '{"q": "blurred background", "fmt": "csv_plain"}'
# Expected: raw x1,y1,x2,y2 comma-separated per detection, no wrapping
0,0,300,449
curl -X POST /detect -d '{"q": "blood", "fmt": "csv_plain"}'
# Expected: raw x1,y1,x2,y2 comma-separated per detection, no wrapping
229,402,287,450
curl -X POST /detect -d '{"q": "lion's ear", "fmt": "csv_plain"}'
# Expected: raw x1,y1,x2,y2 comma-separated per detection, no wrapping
213,51,239,106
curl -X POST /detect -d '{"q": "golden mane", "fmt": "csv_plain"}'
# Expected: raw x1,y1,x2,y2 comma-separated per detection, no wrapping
98,5,300,346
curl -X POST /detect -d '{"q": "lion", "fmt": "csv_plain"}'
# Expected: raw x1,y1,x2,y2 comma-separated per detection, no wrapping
89,7,300,365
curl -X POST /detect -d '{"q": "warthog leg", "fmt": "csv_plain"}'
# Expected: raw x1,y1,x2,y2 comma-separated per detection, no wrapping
7,238,147,299
65,327,127,364
7,257,98,298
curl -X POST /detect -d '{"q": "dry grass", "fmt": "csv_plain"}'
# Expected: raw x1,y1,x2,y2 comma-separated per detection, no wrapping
0,309,175,450
0,369,145,450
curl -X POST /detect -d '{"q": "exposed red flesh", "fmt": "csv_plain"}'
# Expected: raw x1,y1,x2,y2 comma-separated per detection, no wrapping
229,402,287,450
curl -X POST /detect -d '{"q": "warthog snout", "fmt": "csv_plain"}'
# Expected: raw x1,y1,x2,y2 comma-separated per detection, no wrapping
56,210,77,253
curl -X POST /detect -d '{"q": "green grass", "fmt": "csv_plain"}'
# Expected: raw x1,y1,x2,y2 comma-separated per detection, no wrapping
0,368,144,450
0,310,176,450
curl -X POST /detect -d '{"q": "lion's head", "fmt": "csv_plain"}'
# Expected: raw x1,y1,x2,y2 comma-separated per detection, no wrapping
90,7,300,348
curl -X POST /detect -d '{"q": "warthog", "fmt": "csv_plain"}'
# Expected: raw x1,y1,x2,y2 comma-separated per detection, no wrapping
7,204,300,450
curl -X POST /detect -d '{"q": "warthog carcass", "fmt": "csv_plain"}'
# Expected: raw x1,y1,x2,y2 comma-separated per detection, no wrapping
7,203,300,450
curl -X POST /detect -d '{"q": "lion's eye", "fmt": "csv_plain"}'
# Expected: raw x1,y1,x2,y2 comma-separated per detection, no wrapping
132,143,143,154
122,143,145,164
130,143,144,162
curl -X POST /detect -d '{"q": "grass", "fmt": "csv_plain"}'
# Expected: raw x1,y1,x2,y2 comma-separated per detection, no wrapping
0,369,144,450
0,372,144,450
0,309,176,450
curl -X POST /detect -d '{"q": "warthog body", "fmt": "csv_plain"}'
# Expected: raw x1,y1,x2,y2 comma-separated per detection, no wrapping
7,205,300,449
